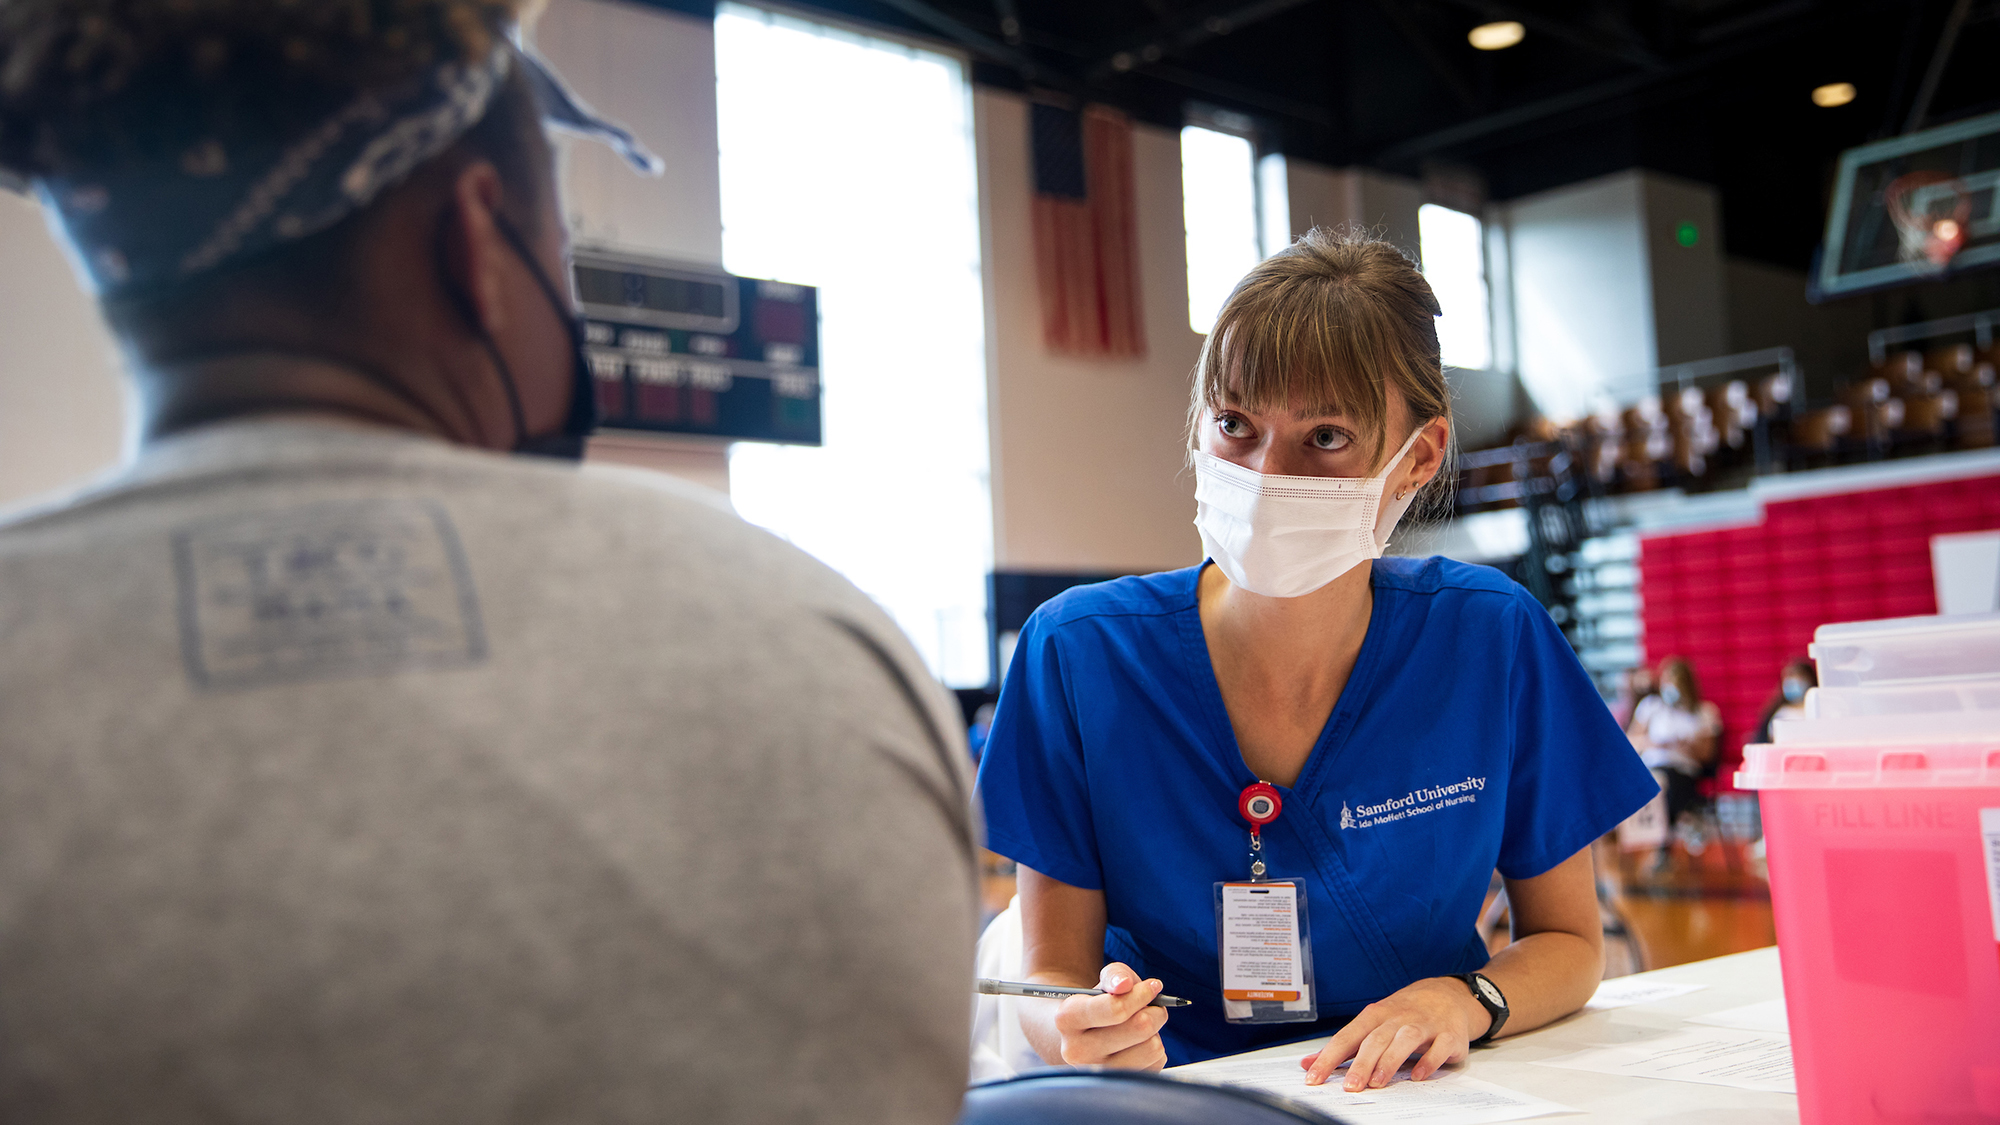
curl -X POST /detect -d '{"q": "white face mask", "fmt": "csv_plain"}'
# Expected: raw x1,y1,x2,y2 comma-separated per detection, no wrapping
1192,427,1426,599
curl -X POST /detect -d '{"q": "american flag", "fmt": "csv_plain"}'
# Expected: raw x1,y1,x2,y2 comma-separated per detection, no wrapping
1030,102,1145,358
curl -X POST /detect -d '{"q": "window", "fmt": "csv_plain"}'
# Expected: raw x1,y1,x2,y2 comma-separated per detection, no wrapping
1257,152,1292,259
1418,203,1493,371
1180,125,1260,334
715,4,992,687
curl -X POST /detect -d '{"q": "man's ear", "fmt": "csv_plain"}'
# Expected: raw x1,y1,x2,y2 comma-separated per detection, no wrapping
437,161,513,337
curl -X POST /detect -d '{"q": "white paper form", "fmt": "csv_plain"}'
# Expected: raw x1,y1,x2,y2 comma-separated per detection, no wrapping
1176,1054,1578,1125
1687,998,1789,1034
1533,1029,1795,1094
1582,977,1707,1011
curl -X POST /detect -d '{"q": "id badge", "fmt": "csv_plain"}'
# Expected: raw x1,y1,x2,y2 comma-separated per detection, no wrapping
1214,879,1318,1024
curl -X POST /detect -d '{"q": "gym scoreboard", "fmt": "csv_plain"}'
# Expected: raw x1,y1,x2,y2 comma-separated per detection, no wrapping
574,249,822,445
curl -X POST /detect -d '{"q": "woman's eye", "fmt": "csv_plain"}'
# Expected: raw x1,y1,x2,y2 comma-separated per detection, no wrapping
1217,415,1250,438
1310,428,1349,451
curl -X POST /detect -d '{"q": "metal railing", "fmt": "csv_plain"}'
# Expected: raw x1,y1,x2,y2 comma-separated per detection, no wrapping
1655,345,1797,395
1867,307,1999,364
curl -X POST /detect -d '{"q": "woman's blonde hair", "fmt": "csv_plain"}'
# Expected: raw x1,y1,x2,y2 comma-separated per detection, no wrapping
1187,227,1456,509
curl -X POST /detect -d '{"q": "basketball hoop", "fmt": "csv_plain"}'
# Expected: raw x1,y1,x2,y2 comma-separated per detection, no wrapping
1884,170,1973,269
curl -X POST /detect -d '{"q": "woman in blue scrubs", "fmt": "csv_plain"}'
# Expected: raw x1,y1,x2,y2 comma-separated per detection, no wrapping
975,229,1657,1091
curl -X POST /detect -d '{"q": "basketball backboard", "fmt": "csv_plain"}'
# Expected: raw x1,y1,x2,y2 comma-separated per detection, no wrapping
1814,108,2000,301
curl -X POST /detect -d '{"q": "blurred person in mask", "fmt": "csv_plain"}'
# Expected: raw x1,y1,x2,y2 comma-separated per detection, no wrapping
1752,659,1815,744
1610,663,1657,729
1744,659,1814,866
0,3,975,1122
1626,657,1722,869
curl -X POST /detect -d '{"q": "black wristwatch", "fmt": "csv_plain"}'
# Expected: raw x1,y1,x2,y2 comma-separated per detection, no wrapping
1452,972,1509,1047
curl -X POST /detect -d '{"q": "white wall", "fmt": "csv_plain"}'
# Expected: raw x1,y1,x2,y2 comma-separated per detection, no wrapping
1354,170,1426,264
1274,160,1423,262
1641,172,1728,367
533,0,724,266
977,89,1205,574
1503,169,1727,422
0,193,126,510
532,0,735,492
1506,171,1657,421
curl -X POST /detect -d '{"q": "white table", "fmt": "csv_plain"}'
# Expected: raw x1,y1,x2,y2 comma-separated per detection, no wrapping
1168,946,1797,1123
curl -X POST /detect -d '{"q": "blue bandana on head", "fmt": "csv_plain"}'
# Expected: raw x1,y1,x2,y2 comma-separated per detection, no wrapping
13,41,660,296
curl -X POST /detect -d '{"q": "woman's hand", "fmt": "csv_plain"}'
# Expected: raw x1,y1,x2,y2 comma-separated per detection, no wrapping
1299,976,1489,1089
1049,963,1171,1069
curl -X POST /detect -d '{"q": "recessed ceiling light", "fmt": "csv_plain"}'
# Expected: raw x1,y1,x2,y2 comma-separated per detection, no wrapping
1812,82,1857,108
1468,21,1525,50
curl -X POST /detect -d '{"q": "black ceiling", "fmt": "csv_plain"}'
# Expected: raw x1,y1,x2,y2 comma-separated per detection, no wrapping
642,0,2000,274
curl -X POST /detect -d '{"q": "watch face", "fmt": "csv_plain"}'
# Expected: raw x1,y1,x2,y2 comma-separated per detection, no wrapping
1475,977,1504,1006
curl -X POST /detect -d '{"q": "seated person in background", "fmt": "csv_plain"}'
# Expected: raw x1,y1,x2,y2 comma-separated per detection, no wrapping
1627,657,1723,858
1610,663,1657,729
0,3,975,1121
1753,659,1815,744
976,229,1657,1091
1745,659,1813,865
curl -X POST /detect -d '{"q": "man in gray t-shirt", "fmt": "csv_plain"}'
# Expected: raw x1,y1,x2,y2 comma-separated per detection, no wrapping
0,3,976,1121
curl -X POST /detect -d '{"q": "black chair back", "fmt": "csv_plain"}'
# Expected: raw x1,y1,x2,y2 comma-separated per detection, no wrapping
958,1068,1346,1125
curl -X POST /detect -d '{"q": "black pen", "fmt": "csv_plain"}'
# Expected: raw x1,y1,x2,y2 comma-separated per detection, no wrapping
977,977,1192,1007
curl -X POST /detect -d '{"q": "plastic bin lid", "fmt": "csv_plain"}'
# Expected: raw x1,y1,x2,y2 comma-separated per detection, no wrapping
1812,611,2000,643
1774,709,2000,743
1809,611,2000,687
1810,678,2000,718
1737,742,2000,789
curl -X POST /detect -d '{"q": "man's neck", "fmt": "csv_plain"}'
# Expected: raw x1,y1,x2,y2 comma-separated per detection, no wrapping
135,351,472,449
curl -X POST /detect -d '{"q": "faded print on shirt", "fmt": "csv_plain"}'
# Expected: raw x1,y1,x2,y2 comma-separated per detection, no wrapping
173,498,487,689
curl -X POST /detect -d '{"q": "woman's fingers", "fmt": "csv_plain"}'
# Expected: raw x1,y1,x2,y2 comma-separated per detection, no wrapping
1342,1021,1395,1091
1056,969,1161,1034
1053,965,1171,1067
1366,1024,1430,1088
1302,1023,1366,1086
1068,1001,1166,1055
1059,1005,1166,1065
1411,1033,1461,1082
1099,1029,1170,1071
1304,977,1487,1088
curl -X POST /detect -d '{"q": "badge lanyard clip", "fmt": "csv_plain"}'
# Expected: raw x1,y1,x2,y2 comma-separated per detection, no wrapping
1238,782,1282,882
1217,781,1316,1024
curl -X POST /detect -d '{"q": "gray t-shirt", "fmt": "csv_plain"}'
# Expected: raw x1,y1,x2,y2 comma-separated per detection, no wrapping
0,419,978,1124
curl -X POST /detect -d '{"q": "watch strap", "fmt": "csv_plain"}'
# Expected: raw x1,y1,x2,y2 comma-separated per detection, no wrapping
1453,972,1508,1047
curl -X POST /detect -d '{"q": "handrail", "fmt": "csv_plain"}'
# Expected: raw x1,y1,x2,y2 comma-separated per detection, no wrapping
1867,308,1999,364
1455,440,1560,471
1655,346,1797,392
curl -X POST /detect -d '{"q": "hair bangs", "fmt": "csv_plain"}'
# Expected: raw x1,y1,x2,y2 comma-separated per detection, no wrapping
1193,273,1393,468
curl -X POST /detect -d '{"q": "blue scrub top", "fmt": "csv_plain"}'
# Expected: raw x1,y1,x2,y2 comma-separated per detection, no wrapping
975,557,1657,1065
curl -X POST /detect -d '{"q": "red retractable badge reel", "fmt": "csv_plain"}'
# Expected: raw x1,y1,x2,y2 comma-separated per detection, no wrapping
1239,782,1283,881
1239,783,1283,836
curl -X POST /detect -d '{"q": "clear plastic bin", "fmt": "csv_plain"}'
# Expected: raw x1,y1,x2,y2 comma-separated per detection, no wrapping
1773,709,2000,745
1808,612,2000,688
1810,678,2000,718
1737,742,2000,1125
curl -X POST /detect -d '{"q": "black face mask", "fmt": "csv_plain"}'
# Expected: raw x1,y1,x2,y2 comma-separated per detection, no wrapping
441,213,598,461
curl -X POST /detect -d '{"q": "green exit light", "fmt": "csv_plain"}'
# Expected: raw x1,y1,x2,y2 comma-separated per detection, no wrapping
1675,221,1700,248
